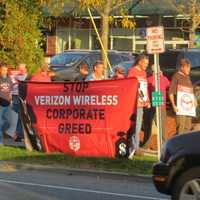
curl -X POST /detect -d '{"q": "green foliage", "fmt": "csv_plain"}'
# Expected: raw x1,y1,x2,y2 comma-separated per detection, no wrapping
40,0,74,16
195,85,200,122
0,0,44,73
0,146,157,175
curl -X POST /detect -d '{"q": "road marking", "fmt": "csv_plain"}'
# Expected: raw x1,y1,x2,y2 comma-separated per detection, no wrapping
0,178,169,200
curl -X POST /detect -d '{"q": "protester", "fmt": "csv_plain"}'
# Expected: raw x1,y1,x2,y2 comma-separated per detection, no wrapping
30,63,52,82
169,58,196,134
147,65,170,144
127,54,150,158
11,63,28,141
112,66,125,79
85,61,104,81
74,62,89,81
0,63,18,144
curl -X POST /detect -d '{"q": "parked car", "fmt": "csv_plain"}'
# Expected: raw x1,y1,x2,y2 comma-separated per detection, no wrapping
153,131,200,200
49,50,134,81
149,48,200,85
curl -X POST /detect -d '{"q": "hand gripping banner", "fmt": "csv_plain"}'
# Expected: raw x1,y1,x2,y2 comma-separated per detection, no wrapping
19,78,138,158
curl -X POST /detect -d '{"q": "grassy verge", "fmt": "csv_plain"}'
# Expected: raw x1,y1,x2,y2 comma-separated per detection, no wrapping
0,146,158,175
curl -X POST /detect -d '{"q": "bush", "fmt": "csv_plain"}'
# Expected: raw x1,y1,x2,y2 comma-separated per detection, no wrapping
0,0,44,73
195,85,200,122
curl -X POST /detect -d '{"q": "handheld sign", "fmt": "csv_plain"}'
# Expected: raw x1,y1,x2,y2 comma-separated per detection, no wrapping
177,85,196,117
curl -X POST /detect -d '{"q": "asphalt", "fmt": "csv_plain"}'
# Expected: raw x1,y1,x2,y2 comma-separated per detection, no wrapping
0,165,168,200
0,161,152,182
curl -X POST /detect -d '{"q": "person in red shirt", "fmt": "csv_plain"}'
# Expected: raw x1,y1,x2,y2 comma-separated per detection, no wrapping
30,63,52,82
128,54,150,158
147,65,170,144
112,66,126,79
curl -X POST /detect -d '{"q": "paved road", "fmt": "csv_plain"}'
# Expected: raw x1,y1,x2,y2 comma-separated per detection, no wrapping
0,167,169,200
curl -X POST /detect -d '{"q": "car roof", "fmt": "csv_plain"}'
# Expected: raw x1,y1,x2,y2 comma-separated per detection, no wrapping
165,48,200,53
61,49,133,56
114,60,134,65
63,49,125,53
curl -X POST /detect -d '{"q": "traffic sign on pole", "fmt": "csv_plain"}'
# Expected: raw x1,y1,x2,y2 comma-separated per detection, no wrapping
146,26,165,54
146,26,165,159
152,91,164,107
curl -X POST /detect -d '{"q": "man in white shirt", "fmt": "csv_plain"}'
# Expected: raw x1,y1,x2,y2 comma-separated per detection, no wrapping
85,61,105,81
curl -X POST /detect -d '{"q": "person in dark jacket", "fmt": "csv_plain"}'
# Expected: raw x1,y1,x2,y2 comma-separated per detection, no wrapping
74,62,89,81
10,63,28,141
169,58,196,134
0,63,18,144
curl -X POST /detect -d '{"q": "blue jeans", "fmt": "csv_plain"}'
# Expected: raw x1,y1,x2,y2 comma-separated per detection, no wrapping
0,105,18,143
12,95,23,138
132,107,143,150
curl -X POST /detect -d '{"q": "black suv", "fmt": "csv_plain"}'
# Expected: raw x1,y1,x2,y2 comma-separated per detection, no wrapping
49,50,134,81
153,132,200,200
149,48,200,85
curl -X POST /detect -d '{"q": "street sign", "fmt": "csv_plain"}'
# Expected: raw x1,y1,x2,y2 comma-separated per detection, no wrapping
146,26,165,54
152,91,164,107
146,26,165,159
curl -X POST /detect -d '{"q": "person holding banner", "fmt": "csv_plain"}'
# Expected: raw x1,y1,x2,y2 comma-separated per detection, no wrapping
10,63,28,141
0,63,18,144
85,61,104,81
30,63,52,82
169,58,196,134
112,66,126,79
128,54,150,158
74,62,89,81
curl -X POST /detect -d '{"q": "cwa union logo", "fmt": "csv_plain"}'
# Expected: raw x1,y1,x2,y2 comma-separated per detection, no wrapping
69,136,80,152
180,94,193,111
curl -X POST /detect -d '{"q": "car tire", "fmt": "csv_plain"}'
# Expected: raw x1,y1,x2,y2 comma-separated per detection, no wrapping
172,167,200,200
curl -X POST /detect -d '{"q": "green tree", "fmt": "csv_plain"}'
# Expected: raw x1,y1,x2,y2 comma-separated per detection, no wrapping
175,0,200,48
0,0,44,73
79,0,137,70
40,0,138,71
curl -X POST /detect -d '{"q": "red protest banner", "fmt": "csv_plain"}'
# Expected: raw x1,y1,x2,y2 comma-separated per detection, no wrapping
23,78,138,158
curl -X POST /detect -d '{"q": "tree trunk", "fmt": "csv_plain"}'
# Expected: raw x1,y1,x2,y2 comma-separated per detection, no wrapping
189,0,197,48
100,0,111,77
189,30,196,48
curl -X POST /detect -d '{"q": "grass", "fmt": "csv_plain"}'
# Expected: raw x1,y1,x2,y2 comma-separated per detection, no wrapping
0,146,158,175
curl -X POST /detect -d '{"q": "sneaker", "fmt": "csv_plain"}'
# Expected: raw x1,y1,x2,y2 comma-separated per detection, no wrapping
128,149,135,160
13,134,22,142
14,136,22,142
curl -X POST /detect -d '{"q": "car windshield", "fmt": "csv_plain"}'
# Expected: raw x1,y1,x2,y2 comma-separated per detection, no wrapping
50,53,84,66
183,52,200,68
149,52,179,69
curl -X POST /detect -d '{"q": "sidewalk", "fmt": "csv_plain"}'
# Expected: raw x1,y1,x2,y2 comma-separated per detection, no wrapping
0,161,152,181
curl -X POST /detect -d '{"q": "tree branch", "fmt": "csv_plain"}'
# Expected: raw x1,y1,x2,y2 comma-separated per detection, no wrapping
75,0,104,16
111,0,142,14
111,0,131,12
